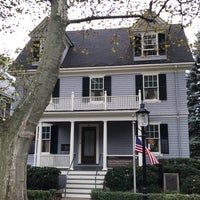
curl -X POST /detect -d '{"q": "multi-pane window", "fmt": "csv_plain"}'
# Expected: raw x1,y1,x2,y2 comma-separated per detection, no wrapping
143,34,157,56
32,39,45,63
145,124,159,152
42,126,51,152
134,32,166,58
32,40,40,62
90,77,104,99
144,75,158,100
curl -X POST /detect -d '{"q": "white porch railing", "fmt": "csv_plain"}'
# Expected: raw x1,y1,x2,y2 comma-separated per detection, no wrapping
46,92,141,112
40,154,70,168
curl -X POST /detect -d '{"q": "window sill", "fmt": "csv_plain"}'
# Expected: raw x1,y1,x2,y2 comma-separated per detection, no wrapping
144,99,161,103
134,55,167,61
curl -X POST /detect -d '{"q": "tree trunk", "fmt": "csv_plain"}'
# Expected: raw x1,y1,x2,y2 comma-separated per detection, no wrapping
0,0,67,199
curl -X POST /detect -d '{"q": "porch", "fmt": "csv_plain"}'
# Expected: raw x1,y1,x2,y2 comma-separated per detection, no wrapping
45,93,141,112
32,121,137,170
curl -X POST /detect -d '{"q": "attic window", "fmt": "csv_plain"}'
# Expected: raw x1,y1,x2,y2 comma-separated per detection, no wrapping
32,39,45,64
134,32,166,61
32,40,40,62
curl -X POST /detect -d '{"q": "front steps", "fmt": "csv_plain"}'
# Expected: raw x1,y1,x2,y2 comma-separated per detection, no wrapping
62,170,106,198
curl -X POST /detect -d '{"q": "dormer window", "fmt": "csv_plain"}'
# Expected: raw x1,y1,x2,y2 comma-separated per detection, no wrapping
32,40,40,62
32,39,45,65
134,32,166,61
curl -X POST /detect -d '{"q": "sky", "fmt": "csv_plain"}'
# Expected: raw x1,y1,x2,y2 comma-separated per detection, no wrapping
0,2,199,60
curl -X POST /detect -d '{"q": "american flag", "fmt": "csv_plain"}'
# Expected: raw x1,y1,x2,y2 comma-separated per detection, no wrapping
135,136,159,165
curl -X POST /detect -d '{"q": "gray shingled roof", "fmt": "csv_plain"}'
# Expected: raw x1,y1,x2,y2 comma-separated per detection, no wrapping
15,24,193,70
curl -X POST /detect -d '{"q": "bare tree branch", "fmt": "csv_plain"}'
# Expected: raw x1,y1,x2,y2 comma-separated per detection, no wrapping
67,14,155,25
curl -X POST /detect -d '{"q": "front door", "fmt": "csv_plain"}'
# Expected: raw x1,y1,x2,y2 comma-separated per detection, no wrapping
81,127,96,164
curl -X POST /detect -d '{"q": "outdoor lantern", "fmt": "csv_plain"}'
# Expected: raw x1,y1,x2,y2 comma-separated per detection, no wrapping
136,103,150,127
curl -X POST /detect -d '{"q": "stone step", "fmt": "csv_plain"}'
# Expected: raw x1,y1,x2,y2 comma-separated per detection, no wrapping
62,170,106,199
67,179,104,184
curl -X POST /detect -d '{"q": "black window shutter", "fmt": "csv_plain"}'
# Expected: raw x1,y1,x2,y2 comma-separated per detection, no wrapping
104,76,111,96
50,125,58,154
135,75,143,100
134,35,142,56
160,124,169,154
159,74,167,100
158,33,166,55
82,77,90,97
52,79,60,97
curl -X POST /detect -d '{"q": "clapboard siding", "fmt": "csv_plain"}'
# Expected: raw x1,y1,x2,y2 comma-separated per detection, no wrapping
60,76,82,97
107,121,132,155
145,72,188,115
112,74,135,96
57,123,70,154
150,116,189,158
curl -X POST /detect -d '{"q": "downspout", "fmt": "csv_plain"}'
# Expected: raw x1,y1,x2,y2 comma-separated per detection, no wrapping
174,65,182,157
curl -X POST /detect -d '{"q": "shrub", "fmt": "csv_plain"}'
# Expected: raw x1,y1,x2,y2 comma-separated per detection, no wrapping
104,166,133,191
27,167,61,190
27,190,56,200
104,158,200,194
91,190,200,200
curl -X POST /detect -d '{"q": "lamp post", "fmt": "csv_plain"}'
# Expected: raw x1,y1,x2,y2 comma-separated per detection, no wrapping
136,103,150,200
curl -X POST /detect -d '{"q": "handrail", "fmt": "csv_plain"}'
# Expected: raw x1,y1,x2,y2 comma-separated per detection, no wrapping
95,153,103,189
64,153,76,197
67,153,76,175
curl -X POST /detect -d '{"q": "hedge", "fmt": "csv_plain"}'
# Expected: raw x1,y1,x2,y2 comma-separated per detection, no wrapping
27,189,56,200
91,189,200,200
27,166,61,190
104,159,200,194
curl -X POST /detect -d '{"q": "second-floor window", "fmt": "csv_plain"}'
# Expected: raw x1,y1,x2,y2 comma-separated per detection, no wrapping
91,77,104,99
136,74,167,101
144,75,158,100
82,76,111,101
42,126,51,153
134,32,166,59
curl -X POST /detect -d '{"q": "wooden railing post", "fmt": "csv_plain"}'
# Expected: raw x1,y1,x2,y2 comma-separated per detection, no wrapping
138,89,142,105
71,92,74,111
104,91,107,110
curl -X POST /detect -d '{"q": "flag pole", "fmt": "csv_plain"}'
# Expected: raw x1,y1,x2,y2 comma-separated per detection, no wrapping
132,120,137,193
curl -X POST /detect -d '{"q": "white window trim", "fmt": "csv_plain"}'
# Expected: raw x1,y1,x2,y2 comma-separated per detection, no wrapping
146,123,161,155
141,32,158,57
89,76,104,102
41,125,51,154
143,74,159,101
134,32,167,61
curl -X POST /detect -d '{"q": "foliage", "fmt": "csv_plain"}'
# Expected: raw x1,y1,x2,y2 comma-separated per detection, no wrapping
27,190,56,200
104,159,200,194
186,62,200,157
91,189,200,200
187,31,200,157
104,166,133,191
27,167,61,190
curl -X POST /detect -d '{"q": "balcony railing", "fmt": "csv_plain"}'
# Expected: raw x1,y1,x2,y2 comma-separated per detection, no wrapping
40,154,70,168
46,91,141,112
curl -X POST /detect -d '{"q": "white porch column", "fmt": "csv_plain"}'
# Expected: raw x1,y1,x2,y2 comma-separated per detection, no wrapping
69,121,75,170
36,122,42,166
103,120,107,171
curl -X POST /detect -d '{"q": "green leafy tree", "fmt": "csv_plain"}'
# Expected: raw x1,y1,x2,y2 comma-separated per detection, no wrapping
187,32,200,157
